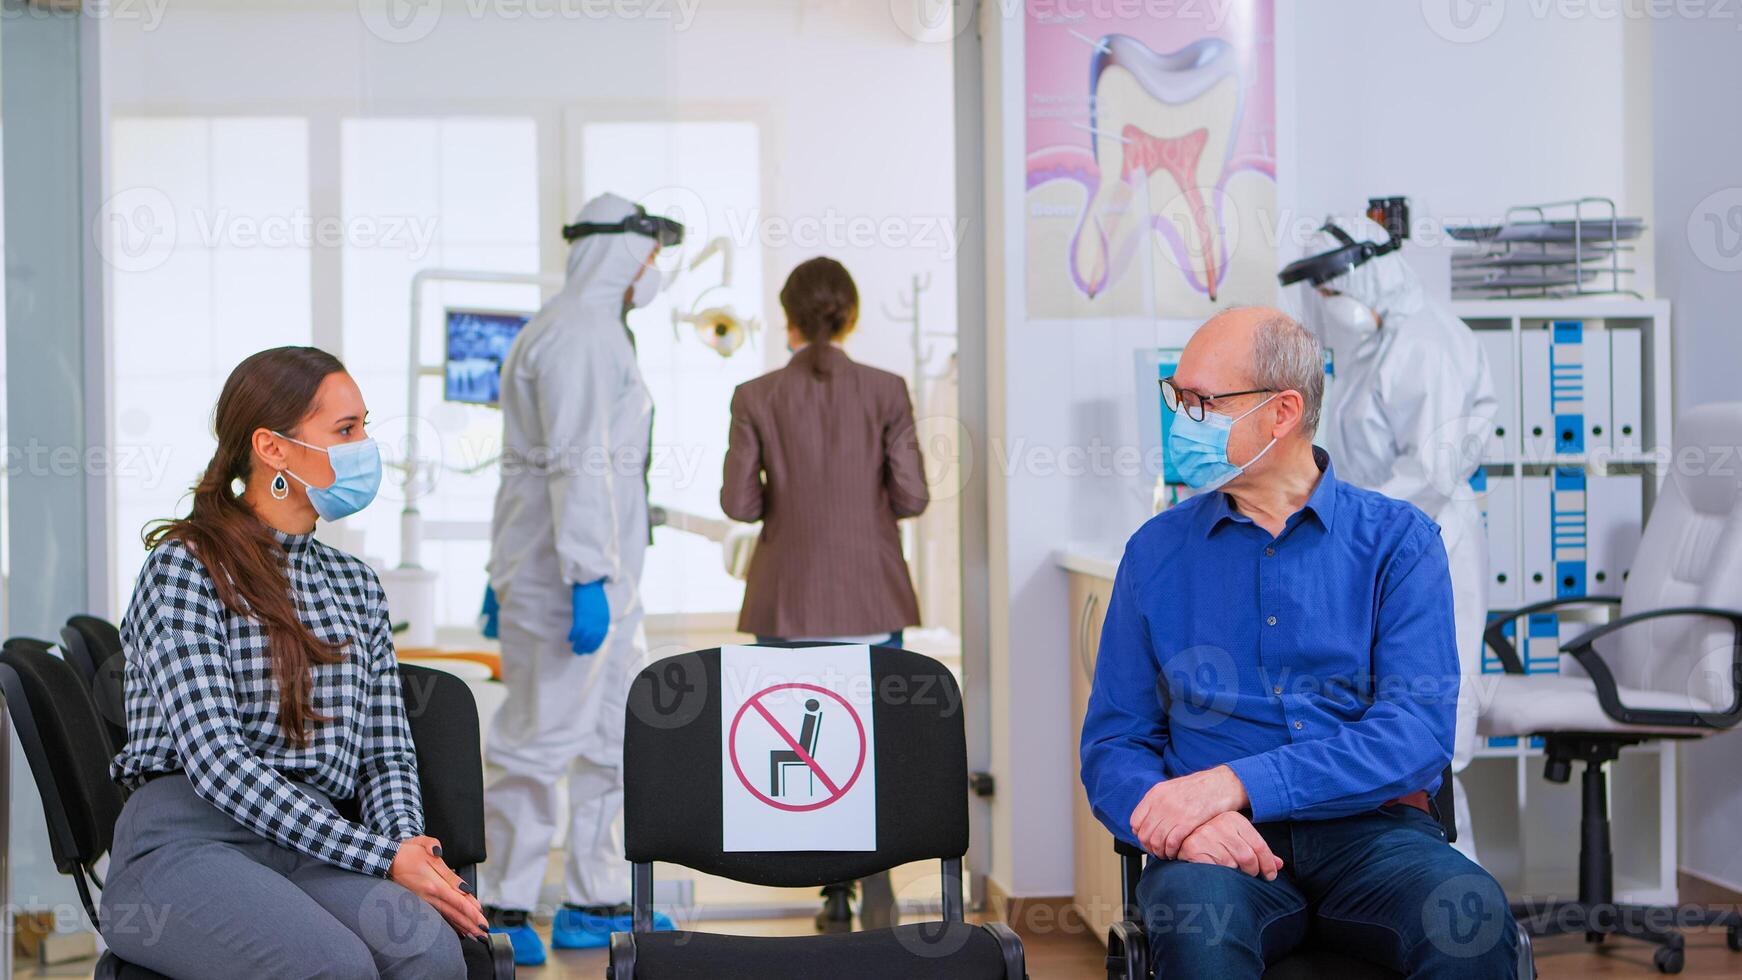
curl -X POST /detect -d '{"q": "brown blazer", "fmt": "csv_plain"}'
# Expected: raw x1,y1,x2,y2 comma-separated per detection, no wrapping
722,343,928,637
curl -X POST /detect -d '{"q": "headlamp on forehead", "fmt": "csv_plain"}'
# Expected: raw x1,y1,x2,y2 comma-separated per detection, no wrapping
561,204,685,248
1277,222,1402,288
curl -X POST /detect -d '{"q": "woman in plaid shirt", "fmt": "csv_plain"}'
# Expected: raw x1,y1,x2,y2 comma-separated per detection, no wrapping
100,347,479,979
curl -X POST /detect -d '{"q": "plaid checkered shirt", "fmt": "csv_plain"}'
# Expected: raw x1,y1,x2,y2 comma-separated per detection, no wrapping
112,528,423,878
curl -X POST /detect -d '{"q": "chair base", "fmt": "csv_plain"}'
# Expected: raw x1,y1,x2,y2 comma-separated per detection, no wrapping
1513,900,1741,974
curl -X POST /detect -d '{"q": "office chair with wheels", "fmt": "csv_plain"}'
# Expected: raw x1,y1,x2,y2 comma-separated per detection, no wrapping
1478,402,1742,974
0,641,513,980
1104,768,1536,979
609,644,1027,980
61,614,128,755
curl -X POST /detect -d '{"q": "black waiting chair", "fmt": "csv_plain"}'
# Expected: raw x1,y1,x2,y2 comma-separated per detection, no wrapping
61,614,128,756
608,644,1027,979
0,640,513,979
1105,768,1536,979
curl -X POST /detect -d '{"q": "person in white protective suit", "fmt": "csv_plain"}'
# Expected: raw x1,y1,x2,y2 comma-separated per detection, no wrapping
1281,214,1498,861
479,193,683,964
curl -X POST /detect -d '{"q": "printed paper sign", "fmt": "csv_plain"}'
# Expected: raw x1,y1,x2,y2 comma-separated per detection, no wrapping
720,644,877,852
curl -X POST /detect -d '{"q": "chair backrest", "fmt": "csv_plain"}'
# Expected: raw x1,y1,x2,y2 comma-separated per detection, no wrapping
1614,402,1742,703
0,640,126,876
623,645,969,887
398,663,488,869
59,615,121,689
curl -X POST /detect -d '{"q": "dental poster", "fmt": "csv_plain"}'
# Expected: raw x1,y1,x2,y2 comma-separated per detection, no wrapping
1026,1,1277,320
720,644,878,852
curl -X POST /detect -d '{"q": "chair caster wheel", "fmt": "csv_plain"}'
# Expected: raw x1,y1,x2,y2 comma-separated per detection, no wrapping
1654,946,1684,974
1727,922,1741,952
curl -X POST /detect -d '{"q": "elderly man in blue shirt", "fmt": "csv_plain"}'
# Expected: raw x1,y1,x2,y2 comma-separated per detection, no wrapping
1081,307,1517,978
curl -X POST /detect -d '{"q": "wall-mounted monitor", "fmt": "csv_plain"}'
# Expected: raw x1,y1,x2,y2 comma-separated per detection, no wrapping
445,308,530,405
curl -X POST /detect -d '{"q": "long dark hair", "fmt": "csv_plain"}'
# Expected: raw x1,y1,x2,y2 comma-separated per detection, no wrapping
144,346,349,746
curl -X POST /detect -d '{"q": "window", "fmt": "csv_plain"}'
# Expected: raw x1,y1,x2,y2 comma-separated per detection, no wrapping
580,121,763,616
108,117,311,613
341,117,539,625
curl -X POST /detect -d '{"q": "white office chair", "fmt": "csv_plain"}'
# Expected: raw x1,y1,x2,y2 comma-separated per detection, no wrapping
1478,401,1742,974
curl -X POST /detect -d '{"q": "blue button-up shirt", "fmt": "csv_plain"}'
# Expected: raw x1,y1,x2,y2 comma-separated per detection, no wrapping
1079,449,1458,843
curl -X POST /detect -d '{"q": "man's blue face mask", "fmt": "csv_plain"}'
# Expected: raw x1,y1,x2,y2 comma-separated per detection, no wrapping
1167,392,1278,491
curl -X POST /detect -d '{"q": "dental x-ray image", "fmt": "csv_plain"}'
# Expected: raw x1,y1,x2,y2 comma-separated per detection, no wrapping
445,308,531,405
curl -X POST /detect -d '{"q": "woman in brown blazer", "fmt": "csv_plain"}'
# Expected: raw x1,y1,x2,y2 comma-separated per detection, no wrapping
722,256,928,647
720,257,926,933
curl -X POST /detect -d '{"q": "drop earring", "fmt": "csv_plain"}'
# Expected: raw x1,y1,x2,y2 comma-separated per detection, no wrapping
271,471,290,500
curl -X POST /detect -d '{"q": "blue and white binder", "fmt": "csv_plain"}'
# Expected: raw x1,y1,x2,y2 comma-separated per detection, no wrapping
1549,321,1587,456
1551,466,1589,599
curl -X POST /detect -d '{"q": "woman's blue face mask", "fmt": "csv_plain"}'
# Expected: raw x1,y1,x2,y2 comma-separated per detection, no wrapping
277,432,382,521
1167,393,1278,491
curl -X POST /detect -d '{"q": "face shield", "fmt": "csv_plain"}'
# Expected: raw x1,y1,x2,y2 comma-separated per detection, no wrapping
1278,222,1401,290
562,204,686,248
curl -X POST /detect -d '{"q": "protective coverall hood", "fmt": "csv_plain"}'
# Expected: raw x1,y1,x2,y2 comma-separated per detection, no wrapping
561,192,661,308
1299,214,1426,356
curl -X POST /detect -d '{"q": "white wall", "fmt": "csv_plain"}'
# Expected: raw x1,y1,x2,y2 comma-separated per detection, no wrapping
1651,18,1742,894
981,0,1653,898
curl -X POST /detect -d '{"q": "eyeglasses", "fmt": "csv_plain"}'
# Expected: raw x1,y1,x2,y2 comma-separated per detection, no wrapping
1159,377,1274,422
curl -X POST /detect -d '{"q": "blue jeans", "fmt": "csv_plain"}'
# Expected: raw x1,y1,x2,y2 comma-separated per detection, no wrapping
1136,805,1517,979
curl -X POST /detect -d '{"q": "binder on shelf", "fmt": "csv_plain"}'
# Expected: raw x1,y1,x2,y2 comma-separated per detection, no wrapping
1476,330,1516,462
1525,612,1562,674
1520,473,1553,602
1610,326,1645,455
1552,467,1589,599
1588,473,1644,592
1520,327,1554,461
1583,324,1613,453
1478,469,1519,606
1549,321,1587,456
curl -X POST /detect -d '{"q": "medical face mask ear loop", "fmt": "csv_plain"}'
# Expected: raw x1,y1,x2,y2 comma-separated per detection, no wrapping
270,471,290,500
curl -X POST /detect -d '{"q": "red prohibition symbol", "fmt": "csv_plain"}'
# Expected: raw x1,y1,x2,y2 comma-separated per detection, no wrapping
728,682,867,813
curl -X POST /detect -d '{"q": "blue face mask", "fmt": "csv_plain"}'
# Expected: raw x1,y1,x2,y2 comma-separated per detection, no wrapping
1167,393,1278,491
278,433,383,521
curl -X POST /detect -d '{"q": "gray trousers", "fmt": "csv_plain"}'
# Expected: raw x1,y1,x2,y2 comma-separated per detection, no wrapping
99,774,465,980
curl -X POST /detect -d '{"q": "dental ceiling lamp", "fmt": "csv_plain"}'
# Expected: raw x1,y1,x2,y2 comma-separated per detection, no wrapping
670,236,760,357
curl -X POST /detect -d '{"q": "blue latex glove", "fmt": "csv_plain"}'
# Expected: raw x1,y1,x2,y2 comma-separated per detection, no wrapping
568,580,610,655
479,585,500,640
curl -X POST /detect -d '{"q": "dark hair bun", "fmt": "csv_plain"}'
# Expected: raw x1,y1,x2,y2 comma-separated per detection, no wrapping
779,257,859,344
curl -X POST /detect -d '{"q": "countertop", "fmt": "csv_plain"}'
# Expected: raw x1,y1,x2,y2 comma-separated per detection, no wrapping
1055,547,1119,581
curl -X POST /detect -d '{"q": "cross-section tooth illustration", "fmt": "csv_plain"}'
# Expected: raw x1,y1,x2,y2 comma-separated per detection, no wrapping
1071,35,1243,303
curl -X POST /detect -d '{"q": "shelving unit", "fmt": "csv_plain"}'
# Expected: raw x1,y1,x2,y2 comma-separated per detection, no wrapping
1451,298,1677,906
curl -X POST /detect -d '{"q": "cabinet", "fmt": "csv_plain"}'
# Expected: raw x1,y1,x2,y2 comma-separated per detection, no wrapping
1067,568,1122,943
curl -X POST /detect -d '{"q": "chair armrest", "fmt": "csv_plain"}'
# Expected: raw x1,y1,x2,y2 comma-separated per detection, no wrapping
981,921,1027,980
1483,596,1622,674
486,933,515,980
1113,839,1146,921
1560,605,1742,729
1106,919,1149,980
608,932,637,980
